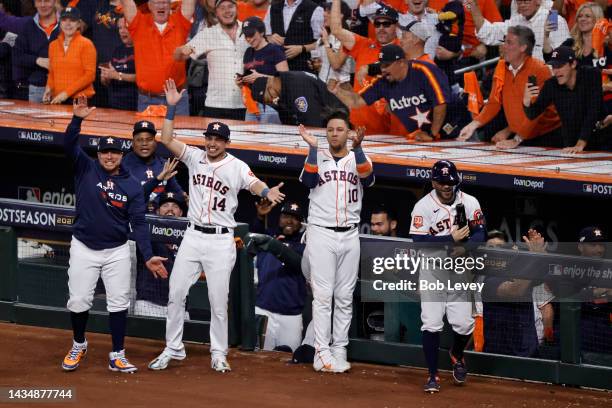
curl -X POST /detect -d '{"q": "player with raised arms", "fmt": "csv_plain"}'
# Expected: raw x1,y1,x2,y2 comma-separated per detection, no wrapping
148,79,285,373
299,111,374,372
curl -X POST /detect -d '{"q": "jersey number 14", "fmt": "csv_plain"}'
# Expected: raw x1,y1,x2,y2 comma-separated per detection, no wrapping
212,197,226,211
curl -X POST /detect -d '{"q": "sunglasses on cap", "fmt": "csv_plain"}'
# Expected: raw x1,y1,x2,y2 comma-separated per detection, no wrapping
374,20,395,28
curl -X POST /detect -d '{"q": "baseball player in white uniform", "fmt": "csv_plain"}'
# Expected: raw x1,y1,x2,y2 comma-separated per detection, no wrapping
410,160,486,393
298,111,374,373
148,79,285,372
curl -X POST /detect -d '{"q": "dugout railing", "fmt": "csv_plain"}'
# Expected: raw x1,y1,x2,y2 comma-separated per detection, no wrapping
1,198,611,390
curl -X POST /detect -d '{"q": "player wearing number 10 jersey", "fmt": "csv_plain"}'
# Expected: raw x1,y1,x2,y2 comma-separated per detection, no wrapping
148,79,285,373
299,111,374,373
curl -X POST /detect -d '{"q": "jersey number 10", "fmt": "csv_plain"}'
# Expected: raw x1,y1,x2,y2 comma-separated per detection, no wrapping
212,197,226,212
347,189,358,204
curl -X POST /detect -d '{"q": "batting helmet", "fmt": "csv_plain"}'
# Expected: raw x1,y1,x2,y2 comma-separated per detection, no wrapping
431,160,460,185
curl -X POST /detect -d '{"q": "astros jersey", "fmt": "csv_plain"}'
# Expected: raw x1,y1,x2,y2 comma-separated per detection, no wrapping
361,60,450,135
346,35,401,134
410,190,484,237
179,145,259,228
300,150,373,227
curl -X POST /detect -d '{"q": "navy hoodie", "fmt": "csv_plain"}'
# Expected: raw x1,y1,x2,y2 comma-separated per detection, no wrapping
64,116,153,261
12,15,59,86
251,217,306,315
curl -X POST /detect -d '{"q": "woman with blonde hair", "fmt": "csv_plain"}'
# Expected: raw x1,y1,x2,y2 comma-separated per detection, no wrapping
569,2,606,66
544,2,606,67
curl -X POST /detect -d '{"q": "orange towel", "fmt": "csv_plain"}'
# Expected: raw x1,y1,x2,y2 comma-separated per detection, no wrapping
136,105,167,117
491,59,506,102
242,86,260,116
473,315,484,352
592,19,611,57
464,71,483,115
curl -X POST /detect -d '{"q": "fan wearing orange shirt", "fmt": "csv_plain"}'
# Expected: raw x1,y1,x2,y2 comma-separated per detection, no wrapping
237,0,269,21
43,7,97,104
331,0,400,134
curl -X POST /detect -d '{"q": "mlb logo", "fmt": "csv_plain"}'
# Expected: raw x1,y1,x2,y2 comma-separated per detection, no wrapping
548,264,563,276
409,169,416,177
583,184,593,193
89,138,99,147
413,216,423,229
18,186,41,202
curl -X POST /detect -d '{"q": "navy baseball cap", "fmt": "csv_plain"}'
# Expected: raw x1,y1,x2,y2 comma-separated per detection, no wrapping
280,201,304,221
373,5,399,22
60,7,81,21
251,77,268,104
379,44,404,64
204,121,231,140
431,160,460,185
549,46,575,68
579,227,606,243
133,120,156,136
242,16,266,37
98,136,123,153
159,191,186,212
291,344,315,364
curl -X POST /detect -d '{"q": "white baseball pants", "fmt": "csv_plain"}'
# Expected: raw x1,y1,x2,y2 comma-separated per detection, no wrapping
303,225,360,356
255,306,303,352
66,237,131,313
163,227,236,360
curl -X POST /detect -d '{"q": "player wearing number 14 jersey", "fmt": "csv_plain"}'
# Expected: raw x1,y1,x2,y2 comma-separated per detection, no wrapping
148,80,285,373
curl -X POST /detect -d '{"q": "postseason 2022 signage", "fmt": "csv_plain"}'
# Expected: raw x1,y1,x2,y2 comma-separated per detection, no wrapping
0,198,188,244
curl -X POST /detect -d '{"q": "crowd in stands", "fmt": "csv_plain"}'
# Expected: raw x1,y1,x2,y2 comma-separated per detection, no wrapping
0,0,610,150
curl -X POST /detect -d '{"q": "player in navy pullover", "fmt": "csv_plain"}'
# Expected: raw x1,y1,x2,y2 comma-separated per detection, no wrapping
249,200,307,351
61,97,167,374
121,120,185,211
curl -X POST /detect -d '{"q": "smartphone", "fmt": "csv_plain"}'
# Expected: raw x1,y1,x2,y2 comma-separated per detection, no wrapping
528,75,537,87
547,10,558,31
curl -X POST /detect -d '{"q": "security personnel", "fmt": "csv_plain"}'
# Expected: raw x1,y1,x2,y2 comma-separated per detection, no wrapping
250,71,348,127
332,44,451,141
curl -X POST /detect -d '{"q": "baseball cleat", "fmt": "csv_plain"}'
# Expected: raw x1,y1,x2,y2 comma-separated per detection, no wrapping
62,342,87,371
450,353,467,385
211,358,231,372
424,376,441,393
331,349,351,372
148,351,186,370
108,350,137,373
313,352,347,373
